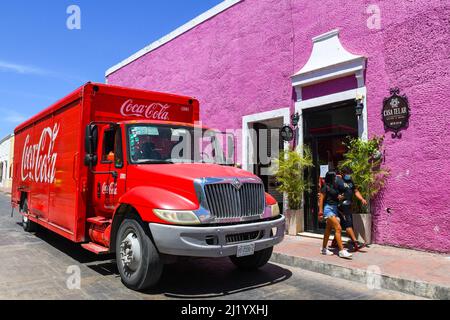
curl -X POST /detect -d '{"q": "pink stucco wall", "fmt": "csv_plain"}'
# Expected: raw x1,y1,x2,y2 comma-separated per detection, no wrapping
302,75,357,100
107,0,450,253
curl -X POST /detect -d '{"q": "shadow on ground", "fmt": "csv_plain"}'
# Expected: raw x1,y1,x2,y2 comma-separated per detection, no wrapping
25,223,114,263
148,259,292,298
29,224,292,299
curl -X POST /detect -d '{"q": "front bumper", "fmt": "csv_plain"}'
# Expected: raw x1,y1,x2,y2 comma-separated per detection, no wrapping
149,215,286,257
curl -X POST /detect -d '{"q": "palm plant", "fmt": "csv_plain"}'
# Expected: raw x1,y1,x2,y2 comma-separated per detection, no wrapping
273,146,314,210
338,136,389,213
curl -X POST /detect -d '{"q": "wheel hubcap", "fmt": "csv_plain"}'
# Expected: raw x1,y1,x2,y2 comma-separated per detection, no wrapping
119,231,142,276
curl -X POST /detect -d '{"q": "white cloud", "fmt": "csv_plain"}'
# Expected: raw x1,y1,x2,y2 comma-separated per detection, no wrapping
0,108,29,124
0,60,49,76
0,88,56,101
5,114,27,124
0,59,86,83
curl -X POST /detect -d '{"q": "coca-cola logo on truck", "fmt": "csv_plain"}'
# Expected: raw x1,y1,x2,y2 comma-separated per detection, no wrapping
120,99,171,120
21,123,59,184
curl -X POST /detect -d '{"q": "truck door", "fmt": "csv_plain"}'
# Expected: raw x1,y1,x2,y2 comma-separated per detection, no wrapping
91,125,126,217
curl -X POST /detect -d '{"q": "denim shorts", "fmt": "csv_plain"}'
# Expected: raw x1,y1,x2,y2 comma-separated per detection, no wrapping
323,204,338,219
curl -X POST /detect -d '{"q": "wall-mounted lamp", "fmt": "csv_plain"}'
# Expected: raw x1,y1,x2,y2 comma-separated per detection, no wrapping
355,95,364,118
291,112,300,127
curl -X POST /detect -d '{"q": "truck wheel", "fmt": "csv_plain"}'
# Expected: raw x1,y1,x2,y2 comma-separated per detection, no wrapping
21,199,36,232
116,218,163,291
229,246,273,271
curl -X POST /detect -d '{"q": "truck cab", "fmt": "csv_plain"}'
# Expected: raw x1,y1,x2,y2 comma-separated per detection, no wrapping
85,120,285,290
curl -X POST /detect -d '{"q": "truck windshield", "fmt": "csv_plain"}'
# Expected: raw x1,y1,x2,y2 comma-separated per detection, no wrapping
128,124,233,165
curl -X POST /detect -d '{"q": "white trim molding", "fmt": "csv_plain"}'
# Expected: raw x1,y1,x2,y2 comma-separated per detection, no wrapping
105,0,242,77
292,29,367,87
241,108,290,172
291,29,368,142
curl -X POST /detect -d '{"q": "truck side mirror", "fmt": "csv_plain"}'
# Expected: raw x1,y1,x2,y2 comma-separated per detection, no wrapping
84,124,98,166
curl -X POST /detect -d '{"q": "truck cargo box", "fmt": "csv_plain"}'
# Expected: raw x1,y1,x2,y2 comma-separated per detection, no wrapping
12,83,199,242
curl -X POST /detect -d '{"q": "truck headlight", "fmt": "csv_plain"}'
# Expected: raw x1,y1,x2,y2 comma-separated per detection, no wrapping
153,209,201,225
270,203,280,217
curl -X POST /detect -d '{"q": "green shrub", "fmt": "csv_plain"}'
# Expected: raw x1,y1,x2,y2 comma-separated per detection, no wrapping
273,146,314,210
338,136,389,213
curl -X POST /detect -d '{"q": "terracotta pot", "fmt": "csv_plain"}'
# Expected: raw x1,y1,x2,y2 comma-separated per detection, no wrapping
285,209,304,235
352,213,372,244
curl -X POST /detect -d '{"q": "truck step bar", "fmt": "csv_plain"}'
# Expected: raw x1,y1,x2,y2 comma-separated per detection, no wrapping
81,242,110,254
87,216,112,226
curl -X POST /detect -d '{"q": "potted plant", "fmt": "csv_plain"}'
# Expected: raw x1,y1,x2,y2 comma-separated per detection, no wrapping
338,136,389,244
273,146,314,235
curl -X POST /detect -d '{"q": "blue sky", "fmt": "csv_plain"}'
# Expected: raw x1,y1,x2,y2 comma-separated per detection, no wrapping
0,0,222,138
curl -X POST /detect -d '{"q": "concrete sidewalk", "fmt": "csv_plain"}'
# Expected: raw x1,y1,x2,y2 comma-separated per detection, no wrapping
271,235,450,299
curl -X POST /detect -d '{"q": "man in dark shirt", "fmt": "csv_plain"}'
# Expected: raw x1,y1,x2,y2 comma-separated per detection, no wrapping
331,171,368,252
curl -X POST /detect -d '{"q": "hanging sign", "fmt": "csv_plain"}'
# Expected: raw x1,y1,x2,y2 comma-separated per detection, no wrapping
382,88,410,138
280,125,294,142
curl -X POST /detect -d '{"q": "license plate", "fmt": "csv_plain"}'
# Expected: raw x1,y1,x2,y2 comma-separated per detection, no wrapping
237,243,255,257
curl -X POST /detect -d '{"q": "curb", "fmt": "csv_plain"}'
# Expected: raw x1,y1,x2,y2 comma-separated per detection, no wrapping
270,252,450,300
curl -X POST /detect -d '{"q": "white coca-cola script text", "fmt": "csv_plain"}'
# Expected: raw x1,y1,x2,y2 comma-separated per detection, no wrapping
21,124,60,184
120,99,171,120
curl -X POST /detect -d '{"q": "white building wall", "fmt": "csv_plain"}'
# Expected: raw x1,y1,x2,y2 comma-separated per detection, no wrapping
0,134,13,192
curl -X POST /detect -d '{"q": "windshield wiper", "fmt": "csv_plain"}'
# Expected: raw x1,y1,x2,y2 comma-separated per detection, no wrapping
134,159,173,164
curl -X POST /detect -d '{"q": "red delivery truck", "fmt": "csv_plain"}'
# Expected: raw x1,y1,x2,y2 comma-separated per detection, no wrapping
11,83,285,290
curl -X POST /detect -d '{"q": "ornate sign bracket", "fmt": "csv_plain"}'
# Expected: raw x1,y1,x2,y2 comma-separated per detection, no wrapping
382,88,410,139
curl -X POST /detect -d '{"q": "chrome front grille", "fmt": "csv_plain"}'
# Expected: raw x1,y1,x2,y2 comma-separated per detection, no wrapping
204,182,265,219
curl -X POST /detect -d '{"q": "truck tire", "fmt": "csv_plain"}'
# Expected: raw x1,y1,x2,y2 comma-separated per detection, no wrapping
21,198,36,232
229,246,273,271
115,218,163,291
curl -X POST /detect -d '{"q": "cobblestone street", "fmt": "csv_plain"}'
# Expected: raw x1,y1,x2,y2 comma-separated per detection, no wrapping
0,194,421,300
